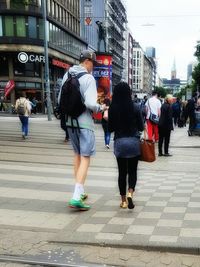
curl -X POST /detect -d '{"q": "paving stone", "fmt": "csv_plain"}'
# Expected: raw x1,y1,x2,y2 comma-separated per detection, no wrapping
0,117,200,265
181,256,195,267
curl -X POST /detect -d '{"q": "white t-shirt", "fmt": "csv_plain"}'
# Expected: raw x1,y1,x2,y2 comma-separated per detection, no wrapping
145,96,161,119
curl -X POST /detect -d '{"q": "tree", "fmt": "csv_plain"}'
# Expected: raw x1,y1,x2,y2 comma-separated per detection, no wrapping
154,86,167,98
191,42,200,95
192,63,200,91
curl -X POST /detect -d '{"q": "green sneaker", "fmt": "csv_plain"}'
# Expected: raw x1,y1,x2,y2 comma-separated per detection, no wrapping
80,193,88,201
68,199,90,211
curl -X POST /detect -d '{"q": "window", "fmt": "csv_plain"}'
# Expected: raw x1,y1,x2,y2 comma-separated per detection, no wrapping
13,58,40,77
0,16,2,36
0,55,9,76
28,17,37,38
16,16,26,37
38,18,43,39
4,16,14,36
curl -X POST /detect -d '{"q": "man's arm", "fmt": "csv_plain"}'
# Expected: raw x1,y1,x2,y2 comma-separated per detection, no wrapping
83,76,102,113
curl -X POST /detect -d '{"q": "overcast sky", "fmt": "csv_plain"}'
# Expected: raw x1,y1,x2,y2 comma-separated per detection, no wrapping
124,0,200,80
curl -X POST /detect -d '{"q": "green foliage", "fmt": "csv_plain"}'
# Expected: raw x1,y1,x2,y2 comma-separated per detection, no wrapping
192,63,200,86
175,86,187,99
154,86,167,98
192,42,200,94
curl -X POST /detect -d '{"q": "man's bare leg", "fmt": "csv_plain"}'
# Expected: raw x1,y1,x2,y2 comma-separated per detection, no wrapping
74,154,81,177
76,156,90,184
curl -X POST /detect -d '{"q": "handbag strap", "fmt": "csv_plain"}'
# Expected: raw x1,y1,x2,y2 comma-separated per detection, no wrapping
144,128,148,140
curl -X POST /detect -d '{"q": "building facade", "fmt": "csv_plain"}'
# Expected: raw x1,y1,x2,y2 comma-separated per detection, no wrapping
80,0,127,88
0,0,87,111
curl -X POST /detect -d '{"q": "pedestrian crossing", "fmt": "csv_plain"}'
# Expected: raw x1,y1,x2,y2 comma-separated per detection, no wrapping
1,116,200,253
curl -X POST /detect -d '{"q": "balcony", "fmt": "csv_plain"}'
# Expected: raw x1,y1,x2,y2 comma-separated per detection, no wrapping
108,26,125,42
0,0,41,14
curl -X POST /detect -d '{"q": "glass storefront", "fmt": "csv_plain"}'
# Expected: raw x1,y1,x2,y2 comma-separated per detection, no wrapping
0,52,68,112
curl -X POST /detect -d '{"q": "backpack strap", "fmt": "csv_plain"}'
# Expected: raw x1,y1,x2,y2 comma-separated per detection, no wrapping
76,72,87,79
68,72,87,133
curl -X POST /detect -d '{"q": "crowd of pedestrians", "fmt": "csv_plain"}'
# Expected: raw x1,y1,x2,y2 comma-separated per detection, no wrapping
7,49,199,213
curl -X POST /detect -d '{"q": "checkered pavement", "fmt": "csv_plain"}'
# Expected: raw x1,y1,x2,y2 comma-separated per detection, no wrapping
0,116,200,253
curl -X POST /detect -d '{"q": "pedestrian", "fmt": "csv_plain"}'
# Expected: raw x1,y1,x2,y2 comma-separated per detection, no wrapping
31,97,38,114
145,91,161,142
133,94,139,104
172,97,181,126
101,98,111,149
140,95,147,123
108,82,144,209
15,92,31,139
61,50,106,211
185,94,196,135
0,96,5,112
197,96,200,111
158,94,174,157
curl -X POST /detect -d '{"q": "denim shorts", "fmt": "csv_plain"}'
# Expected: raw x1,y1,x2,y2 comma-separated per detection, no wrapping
67,128,95,156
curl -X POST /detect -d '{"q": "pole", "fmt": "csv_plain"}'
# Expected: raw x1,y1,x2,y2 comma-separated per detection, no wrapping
42,0,52,121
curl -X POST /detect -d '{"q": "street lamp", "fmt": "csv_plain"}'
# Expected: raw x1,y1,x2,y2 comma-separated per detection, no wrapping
42,0,52,121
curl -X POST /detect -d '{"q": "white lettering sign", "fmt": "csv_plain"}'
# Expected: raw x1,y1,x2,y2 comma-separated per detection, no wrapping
18,52,45,63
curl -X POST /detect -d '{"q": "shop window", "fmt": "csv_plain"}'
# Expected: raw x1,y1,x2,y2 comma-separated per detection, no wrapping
16,17,26,37
13,58,41,78
0,16,2,36
0,56,9,76
28,17,37,38
4,16,14,36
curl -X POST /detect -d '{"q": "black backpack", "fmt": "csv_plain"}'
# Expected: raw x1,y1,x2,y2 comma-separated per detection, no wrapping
60,72,87,119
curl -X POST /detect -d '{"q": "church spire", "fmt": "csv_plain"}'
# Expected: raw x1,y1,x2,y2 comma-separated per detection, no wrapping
171,58,176,79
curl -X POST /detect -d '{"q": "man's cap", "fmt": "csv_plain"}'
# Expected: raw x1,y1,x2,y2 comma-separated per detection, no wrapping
80,50,97,63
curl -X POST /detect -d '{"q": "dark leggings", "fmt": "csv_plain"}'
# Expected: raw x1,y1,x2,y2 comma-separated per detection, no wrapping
116,157,139,196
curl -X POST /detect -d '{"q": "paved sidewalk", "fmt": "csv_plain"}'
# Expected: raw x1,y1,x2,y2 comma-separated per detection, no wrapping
0,115,200,266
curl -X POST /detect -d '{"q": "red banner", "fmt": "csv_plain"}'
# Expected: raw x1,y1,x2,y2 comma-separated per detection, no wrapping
4,80,15,97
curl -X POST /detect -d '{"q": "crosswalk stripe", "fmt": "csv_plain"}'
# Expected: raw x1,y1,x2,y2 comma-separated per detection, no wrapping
0,208,77,229
0,162,117,176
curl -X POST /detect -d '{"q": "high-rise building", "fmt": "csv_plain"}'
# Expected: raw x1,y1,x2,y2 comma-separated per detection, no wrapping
131,41,154,94
0,0,87,111
146,47,156,58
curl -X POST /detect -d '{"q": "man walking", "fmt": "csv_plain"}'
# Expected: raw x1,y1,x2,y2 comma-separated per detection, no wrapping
61,50,105,211
145,91,161,142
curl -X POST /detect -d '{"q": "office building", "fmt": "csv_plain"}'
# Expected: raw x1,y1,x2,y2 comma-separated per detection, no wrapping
0,0,87,111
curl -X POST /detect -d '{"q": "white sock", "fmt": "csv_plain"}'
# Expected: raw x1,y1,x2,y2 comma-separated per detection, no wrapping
72,183,84,200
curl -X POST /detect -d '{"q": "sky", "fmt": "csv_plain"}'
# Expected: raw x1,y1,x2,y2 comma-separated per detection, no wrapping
124,0,200,80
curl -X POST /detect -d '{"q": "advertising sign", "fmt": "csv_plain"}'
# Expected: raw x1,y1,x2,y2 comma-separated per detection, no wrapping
93,53,112,120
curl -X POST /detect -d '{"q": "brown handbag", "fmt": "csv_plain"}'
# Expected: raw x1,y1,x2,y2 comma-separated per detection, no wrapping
140,129,156,162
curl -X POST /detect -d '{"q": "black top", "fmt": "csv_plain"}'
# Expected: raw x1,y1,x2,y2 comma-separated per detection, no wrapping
108,103,144,140
159,102,173,130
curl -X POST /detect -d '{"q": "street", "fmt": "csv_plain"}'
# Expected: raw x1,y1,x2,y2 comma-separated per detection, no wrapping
0,114,200,267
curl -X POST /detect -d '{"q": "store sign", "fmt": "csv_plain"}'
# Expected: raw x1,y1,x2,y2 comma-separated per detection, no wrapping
52,59,70,69
18,52,45,63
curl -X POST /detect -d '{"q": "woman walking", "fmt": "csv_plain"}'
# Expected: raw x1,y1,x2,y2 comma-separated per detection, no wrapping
108,82,144,209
